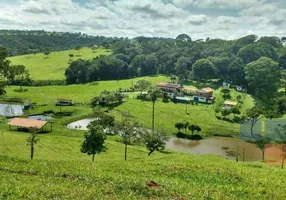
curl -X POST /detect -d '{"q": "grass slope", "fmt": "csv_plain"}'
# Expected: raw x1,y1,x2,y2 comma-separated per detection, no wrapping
1,152,286,199
8,47,111,80
0,76,253,136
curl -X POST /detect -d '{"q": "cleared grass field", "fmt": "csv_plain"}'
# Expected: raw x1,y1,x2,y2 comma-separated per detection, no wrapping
8,47,111,80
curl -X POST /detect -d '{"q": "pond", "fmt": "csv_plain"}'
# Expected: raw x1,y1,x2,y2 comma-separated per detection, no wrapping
0,104,23,117
166,136,262,161
67,119,97,130
28,115,54,121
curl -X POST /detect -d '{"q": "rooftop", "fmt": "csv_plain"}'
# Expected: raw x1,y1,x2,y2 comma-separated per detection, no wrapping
224,101,238,106
156,82,182,89
201,87,214,93
8,118,47,129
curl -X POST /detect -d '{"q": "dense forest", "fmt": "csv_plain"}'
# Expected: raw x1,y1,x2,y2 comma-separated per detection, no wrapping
0,30,115,56
65,34,286,96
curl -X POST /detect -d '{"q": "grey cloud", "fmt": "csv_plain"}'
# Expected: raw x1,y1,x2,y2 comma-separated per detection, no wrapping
188,15,208,25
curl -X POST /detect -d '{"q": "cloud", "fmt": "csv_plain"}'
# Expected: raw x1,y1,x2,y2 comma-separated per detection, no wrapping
173,0,263,10
187,15,208,25
0,0,284,40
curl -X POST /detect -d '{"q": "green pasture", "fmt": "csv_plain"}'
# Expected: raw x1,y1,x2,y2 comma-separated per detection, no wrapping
8,47,111,80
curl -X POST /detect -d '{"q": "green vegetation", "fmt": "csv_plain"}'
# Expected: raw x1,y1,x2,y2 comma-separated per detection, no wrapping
9,47,111,80
1,152,286,199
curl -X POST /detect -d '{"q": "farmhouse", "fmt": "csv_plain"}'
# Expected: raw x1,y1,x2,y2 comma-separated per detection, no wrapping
224,101,238,110
156,82,183,91
56,98,72,106
156,82,183,97
8,117,53,133
193,87,215,104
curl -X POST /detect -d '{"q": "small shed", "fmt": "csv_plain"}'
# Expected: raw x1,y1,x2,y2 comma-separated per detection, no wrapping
8,118,52,133
224,101,238,110
23,100,31,110
56,98,72,106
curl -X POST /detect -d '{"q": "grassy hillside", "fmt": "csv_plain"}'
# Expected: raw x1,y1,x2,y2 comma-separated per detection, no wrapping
1,152,286,199
8,47,111,80
0,75,254,136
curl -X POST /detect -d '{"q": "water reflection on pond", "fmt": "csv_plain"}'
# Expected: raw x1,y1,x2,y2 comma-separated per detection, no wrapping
67,119,97,130
28,115,54,121
166,137,262,161
0,104,23,117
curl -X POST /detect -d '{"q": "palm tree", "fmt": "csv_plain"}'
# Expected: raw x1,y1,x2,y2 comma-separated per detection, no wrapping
149,86,162,133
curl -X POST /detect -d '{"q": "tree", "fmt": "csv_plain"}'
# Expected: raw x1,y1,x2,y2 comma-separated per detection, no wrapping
143,130,167,156
281,70,286,93
255,138,267,161
221,145,240,162
231,106,241,117
91,108,115,129
238,42,278,64
69,54,74,61
26,128,40,160
80,124,106,161
183,121,190,134
44,50,50,58
175,122,184,132
135,80,151,94
192,59,216,80
227,58,245,84
245,57,281,96
175,57,192,81
149,86,162,133
13,65,30,91
75,45,82,55
0,47,10,95
175,34,192,47
246,107,263,137
115,114,142,161
277,96,286,115
188,125,202,136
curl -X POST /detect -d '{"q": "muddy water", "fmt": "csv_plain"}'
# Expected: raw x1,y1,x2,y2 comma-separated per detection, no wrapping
166,136,262,161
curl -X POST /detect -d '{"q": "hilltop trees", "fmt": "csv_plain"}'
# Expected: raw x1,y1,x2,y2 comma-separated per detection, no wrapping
245,57,281,96
192,59,216,80
238,42,278,64
0,47,11,95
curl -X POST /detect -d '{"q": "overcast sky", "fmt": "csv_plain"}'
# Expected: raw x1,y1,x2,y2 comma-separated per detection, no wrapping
0,0,285,40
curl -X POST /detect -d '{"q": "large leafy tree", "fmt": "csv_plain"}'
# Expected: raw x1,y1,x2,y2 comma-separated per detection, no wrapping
81,124,107,162
238,42,278,64
115,114,142,161
175,56,192,81
245,57,281,96
192,59,216,80
135,80,152,94
227,58,245,84
0,47,11,95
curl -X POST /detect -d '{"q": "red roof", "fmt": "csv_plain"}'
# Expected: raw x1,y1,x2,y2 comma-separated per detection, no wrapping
8,118,47,129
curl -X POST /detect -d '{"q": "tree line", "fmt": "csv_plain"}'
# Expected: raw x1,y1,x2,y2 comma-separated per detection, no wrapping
65,34,286,96
0,30,115,56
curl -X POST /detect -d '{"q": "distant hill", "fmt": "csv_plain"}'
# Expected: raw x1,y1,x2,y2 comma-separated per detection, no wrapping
0,30,113,56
